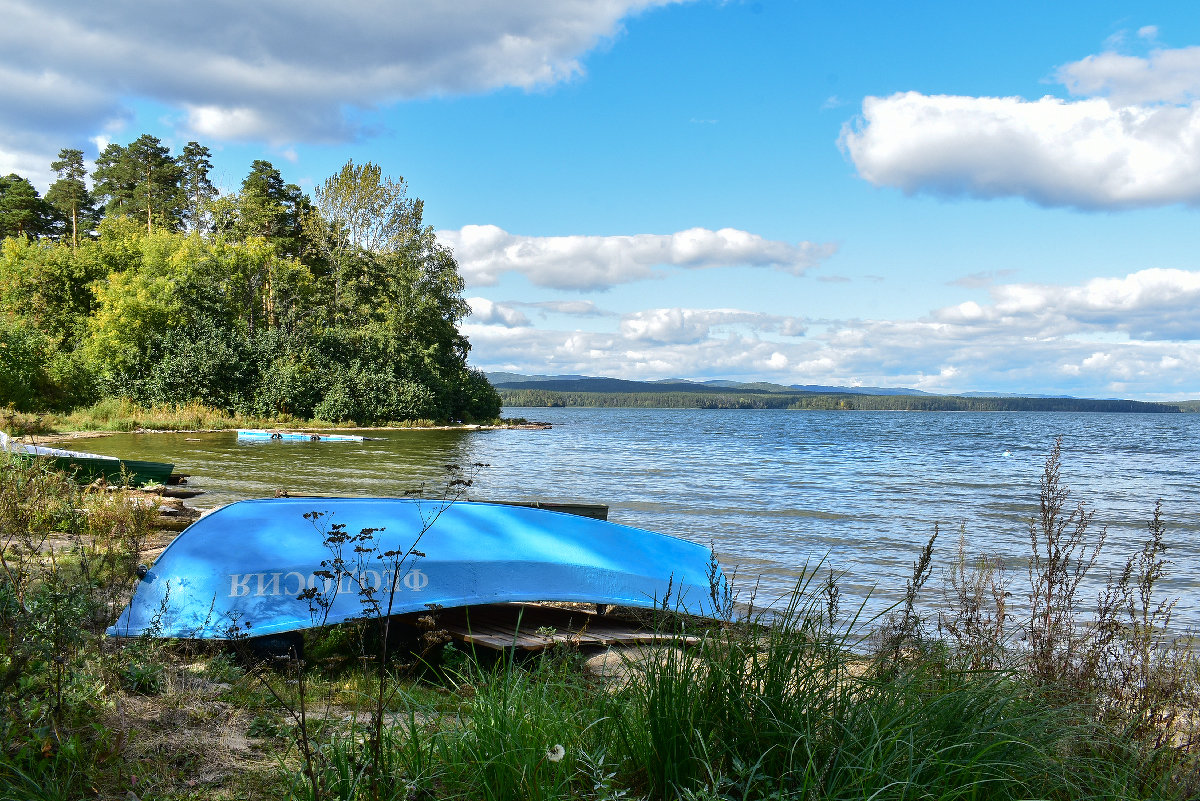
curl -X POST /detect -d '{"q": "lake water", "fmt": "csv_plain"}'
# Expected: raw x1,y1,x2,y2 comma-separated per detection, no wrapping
68,408,1200,629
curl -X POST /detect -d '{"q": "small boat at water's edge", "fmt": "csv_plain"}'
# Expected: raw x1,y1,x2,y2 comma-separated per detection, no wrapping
1,431,174,487
108,498,726,639
237,429,364,442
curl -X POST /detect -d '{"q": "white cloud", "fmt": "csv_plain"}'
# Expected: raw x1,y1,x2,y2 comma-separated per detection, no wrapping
520,299,609,316
439,224,838,290
935,267,1200,340
185,105,279,142
510,300,616,317
841,92,1200,209
467,297,530,328
843,44,1200,210
0,0,680,167
0,144,56,189
465,268,1200,399
620,308,807,344
1057,46,1200,104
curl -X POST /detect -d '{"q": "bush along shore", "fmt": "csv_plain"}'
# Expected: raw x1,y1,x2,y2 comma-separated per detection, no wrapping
1,441,1198,800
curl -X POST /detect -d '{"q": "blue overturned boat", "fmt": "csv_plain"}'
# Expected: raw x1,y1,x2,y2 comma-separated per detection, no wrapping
108,498,726,640
237,429,364,442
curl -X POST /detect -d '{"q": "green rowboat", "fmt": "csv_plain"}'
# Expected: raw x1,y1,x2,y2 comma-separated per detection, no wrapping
1,432,174,487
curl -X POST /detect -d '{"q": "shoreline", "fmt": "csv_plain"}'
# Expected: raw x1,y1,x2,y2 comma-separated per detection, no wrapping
29,420,552,445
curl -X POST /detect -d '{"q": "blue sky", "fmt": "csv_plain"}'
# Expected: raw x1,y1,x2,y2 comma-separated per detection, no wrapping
4,1,1200,399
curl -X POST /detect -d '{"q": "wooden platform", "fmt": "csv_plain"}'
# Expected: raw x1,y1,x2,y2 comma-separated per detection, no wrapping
436,604,699,651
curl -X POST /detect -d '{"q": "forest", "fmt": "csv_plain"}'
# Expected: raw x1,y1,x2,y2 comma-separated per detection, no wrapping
498,387,1183,413
0,136,501,424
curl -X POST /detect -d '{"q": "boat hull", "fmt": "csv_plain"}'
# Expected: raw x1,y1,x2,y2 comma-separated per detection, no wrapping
107,498,724,639
1,432,173,487
48,455,175,487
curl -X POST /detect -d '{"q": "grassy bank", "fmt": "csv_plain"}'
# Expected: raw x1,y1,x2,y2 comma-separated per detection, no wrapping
1,443,1198,799
1,399,503,438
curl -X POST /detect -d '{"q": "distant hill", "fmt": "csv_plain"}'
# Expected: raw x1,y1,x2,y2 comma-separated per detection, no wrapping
490,376,784,395
692,379,931,396
487,373,929,397
486,372,594,385
487,373,1185,414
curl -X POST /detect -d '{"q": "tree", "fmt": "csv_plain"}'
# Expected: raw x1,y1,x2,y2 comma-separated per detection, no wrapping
0,315,49,410
0,236,105,346
92,143,135,219
46,149,98,248
303,160,422,322
238,159,287,238
178,141,217,234
227,160,311,258
93,135,184,233
0,174,56,239
84,256,187,380
298,160,497,422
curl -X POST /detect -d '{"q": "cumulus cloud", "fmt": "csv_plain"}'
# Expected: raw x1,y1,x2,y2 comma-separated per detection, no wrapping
465,322,816,382
620,308,806,344
842,44,1200,210
0,0,677,166
466,297,529,327
1057,46,1200,104
520,300,613,317
465,268,1200,399
439,225,838,290
841,92,1200,209
940,267,1200,340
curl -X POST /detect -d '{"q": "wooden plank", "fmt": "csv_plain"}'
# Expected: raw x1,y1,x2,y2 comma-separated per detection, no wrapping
432,603,700,651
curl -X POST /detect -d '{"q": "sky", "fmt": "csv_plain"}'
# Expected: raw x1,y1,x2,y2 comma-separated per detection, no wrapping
3,1,1200,400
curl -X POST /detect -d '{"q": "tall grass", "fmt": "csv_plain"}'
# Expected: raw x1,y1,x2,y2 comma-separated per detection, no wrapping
287,584,1189,801
3,398,505,435
0,452,157,797
56,398,299,432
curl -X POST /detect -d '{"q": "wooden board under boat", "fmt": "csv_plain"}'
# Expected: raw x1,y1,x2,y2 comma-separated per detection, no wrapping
107,497,725,640
434,603,700,651
281,495,610,522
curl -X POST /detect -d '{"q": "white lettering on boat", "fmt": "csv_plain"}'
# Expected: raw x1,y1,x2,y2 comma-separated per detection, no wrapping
230,573,253,597
403,569,428,591
256,572,281,596
227,569,431,598
282,572,306,595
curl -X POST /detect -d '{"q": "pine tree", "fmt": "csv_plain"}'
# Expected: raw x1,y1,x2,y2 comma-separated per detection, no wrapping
46,148,98,247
